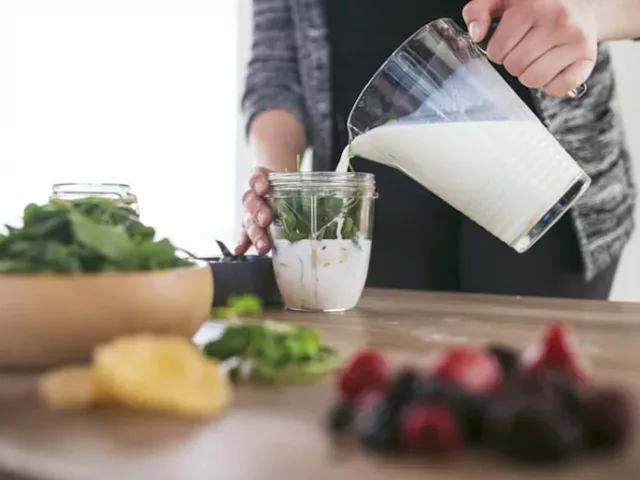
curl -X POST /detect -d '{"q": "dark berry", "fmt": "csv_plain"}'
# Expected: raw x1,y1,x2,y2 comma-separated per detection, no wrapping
338,349,390,402
327,401,355,434
489,398,582,465
550,373,586,413
354,395,400,453
400,404,461,458
413,376,489,444
501,369,587,420
581,386,635,452
385,368,420,412
486,344,520,376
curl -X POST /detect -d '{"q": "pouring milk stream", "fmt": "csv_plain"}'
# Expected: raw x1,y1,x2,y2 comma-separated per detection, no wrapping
336,18,590,253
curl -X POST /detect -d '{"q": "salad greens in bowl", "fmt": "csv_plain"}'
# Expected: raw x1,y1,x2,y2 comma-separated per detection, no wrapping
0,198,213,367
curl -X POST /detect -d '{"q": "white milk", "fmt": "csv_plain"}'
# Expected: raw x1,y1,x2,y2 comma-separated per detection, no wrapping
340,120,586,247
272,238,372,311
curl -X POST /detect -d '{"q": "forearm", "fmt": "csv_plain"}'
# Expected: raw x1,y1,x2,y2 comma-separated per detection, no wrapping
596,0,640,41
248,109,307,172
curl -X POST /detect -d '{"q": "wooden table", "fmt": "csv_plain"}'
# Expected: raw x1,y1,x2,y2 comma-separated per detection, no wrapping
0,289,639,480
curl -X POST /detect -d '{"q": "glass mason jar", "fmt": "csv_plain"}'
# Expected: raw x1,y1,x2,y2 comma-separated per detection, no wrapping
50,183,140,215
267,172,377,312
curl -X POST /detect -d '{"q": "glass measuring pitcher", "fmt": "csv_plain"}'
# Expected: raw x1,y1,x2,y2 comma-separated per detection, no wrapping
344,18,591,253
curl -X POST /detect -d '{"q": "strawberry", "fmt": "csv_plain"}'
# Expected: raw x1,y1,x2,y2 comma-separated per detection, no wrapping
523,322,591,384
400,404,462,458
429,347,502,395
338,349,390,402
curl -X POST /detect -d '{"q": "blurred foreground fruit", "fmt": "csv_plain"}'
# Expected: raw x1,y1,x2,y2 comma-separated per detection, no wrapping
94,335,232,417
39,366,104,409
327,337,636,469
523,323,590,384
338,349,390,402
400,404,461,458
40,335,232,419
581,386,635,452
430,347,502,395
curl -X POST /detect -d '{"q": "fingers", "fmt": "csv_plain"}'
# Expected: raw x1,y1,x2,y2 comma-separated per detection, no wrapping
543,60,594,97
463,0,597,97
243,211,271,254
463,0,509,42
519,44,591,95
249,167,269,196
234,231,251,256
235,166,273,255
485,8,533,64
503,27,557,78
242,189,272,228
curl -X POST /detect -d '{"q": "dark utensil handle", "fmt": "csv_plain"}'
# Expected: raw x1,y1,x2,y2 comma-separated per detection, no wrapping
477,17,587,99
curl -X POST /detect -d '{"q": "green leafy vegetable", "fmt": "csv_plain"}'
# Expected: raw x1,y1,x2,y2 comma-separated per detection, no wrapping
271,195,364,244
0,197,191,274
210,294,264,320
273,154,365,244
203,321,341,384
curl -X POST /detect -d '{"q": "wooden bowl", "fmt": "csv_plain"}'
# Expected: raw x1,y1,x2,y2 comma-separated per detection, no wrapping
0,261,214,368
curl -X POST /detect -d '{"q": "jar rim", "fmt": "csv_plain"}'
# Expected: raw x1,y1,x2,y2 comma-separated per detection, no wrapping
52,182,132,190
267,172,376,198
268,171,373,180
268,172,375,187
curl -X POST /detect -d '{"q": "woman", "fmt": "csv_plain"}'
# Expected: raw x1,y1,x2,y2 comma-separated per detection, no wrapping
236,0,639,299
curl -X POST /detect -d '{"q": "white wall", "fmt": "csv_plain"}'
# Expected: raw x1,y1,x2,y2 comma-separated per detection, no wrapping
236,4,639,300
609,43,640,302
0,0,239,257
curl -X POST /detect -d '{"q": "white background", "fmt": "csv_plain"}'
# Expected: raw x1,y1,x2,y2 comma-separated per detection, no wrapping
0,0,238,257
0,0,638,300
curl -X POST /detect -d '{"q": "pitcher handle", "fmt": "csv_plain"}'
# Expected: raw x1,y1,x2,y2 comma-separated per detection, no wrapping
477,18,588,99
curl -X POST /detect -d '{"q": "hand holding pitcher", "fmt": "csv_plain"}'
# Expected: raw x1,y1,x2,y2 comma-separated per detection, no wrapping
463,0,598,97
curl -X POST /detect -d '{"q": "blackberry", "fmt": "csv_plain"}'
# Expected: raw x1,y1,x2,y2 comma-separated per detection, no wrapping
327,401,355,434
486,344,520,376
354,397,401,454
489,397,583,465
385,368,420,413
581,386,635,452
549,373,586,414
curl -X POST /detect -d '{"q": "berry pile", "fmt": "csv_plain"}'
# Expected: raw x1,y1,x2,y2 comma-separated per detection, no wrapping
327,322,636,466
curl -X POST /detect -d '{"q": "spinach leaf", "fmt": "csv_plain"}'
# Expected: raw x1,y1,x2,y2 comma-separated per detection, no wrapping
69,211,133,261
0,197,191,274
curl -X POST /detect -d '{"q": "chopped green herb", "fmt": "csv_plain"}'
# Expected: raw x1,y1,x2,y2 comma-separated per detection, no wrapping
210,294,264,320
203,321,341,384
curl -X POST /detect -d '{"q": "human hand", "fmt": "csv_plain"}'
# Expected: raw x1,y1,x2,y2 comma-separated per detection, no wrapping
235,167,273,256
462,0,598,96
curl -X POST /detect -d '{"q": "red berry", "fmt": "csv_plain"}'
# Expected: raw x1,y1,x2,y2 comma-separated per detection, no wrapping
338,349,390,402
430,347,502,395
400,404,461,458
523,322,591,384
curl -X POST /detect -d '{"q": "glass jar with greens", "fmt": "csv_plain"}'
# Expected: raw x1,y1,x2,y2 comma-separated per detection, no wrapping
50,183,139,215
267,172,377,312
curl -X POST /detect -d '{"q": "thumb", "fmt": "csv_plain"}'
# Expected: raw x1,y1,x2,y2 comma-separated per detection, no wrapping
462,0,507,42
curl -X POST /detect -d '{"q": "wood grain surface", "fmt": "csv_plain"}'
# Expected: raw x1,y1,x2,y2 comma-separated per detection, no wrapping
0,288,638,480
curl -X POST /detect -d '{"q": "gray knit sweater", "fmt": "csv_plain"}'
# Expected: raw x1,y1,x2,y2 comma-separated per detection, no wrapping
242,0,636,280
